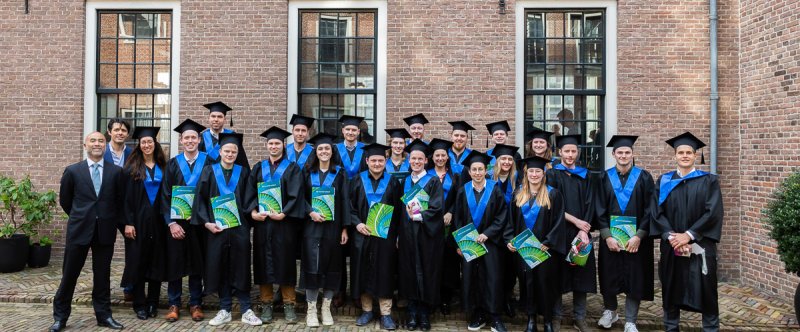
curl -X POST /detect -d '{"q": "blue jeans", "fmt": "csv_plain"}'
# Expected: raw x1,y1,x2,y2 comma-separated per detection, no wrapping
167,275,203,307
219,282,251,312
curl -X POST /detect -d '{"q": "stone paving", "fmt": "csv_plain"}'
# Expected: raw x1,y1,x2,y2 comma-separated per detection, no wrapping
0,258,797,331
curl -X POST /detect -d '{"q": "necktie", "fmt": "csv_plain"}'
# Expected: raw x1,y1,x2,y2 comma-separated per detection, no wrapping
91,163,101,196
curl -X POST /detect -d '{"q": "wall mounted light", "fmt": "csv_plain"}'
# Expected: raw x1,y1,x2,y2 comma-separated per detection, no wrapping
499,0,506,15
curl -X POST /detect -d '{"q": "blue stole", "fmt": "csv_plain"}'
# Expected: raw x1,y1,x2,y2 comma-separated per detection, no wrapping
554,163,588,179
212,163,242,195
287,143,313,169
449,148,472,174
261,158,290,183
521,185,553,230
386,158,410,174
360,171,391,207
176,152,207,186
427,169,453,200
499,176,515,204
202,128,233,160
465,180,496,228
337,142,365,179
143,165,163,206
311,167,338,188
607,166,642,214
658,170,709,205
404,173,434,193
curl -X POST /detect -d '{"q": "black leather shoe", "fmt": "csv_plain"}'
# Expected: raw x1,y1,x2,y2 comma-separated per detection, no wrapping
440,303,450,315
135,309,148,320
147,304,158,318
525,315,538,332
419,312,431,331
490,318,508,332
542,322,554,332
97,317,124,330
49,321,66,332
406,313,418,331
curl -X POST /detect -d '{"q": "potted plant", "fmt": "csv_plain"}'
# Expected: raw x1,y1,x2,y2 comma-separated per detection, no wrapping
0,175,58,273
28,233,56,268
764,171,800,320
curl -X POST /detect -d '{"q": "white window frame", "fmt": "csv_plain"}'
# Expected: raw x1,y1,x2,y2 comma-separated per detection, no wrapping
515,0,617,169
84,0,182,156
288,0,388,144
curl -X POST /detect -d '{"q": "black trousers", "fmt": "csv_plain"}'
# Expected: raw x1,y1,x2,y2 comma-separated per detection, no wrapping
663,304,719,332
52,240,114,323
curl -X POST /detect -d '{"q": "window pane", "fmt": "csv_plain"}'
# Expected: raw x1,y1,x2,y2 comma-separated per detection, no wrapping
546,65,564,89
319,68,337,89
356,65,374,88
118,94,135,118
154,39,170,63
135,39,153,63
546,12,564,38
301,12,319,37
356,39,374,63
300,64,319,89
585,65,603,89
565,39,580,63
99,39,117,63
586,95,601,120
100,14,117,37
135,64,152,89
343,38,356,62
120,14,136,37
154,65,170,88
526,65,545,90
565,65,583,89
339,13,357,37
340,64,356,89
527,39,545,63
118,64,134,88
135,13,155,38
546,38,564,63
582,39,603,64
300,39,318,62
525,95,545,121
118,39,134,63
134,95,154,125
154,13,172,38
155,94,171,118
526,13,545,38
584,12,604,37
566,12,582,37
99,94,118,118
357,12,375,37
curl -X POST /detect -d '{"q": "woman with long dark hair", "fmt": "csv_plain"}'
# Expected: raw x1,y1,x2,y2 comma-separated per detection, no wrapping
427,138,460,316
122,126,167,320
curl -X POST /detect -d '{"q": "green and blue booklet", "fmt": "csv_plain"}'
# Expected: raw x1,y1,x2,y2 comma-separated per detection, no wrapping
401,185,430,218
311,187,335,221
170,186,195,220
511,228,551,269
566,236,592,266
452,223,488,262
610,215,637,250
211,193,241,229
257,181,283,214
366,202,394,239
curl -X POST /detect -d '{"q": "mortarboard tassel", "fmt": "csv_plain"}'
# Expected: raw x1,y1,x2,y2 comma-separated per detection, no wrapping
700,149,705,165
230,115,234,127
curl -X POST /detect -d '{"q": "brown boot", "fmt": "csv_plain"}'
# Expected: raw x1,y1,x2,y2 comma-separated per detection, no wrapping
165,305,179,322
190,305,204,322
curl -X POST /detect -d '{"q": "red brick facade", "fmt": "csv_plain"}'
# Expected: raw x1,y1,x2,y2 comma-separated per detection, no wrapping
0,0,796,300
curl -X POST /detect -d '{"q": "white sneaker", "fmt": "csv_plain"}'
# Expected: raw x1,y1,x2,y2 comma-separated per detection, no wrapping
241,309,263,326
624,322,639,332
597,309,618,328
209,310,232,326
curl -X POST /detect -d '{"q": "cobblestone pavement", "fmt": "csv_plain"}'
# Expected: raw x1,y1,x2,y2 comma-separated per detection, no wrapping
0,258,797,331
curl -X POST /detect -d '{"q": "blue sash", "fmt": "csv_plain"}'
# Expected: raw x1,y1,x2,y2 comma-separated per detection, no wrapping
360,171,391,207
212,163,242,196
500,177,514,204
202,128,232,160
554,163,588,179
658,170,709,205
428,169,453,200
311,167,338,188
337,142,364,179
448,148,471,174
465,180,496,228
607,166,642,214
287,143,313,169
261,158,290,183
176,152,207,186
387,158,410,173
404,173,434,193
521,185,553,230
143,165,162,206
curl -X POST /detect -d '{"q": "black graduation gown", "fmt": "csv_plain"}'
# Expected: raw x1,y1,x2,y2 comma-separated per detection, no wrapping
453,182,508,314
496,176,521,298
651,172,723,314
159,155,210,282
431,168,462,295
121,166,167,285
245,157,306,286
198,129,250,169
505,188,567,318
546,167,597,294
595,168,656,301
397,173,444,305
191,164,252,295
300,168,350,290
348,171,402,299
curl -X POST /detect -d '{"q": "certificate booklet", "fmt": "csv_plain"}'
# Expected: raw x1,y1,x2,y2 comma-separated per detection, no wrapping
211,193,241,229
311,187,335,221
170,186,195,220
452,223,488,262
512,229,551,269
257,181,283,214
610,215,637,250
401,185,429,218
366,202,394,239
566,236,592,266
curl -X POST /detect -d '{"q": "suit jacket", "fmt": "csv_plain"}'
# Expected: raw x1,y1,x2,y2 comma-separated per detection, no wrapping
103,144,132,167
59,160,125,246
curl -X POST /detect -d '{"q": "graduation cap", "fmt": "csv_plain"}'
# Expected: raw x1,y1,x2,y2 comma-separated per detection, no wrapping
518,156,552,171
289,114,315,128
461,151,493,168
173,119,205,135
203,101,234,126
218,132,243,148
362,143,390,158
555,134,581,149
403,113,429,126
666,131,706,164
308,132,337,146
404,139,432,156
448,121,476,133
260,126,291,141
606,135,639,151
338,115,364,128
132,126,160,140
428,138,454,153
490,144,519,158
486,120,511,135
525,127,553,142
385,128,412,140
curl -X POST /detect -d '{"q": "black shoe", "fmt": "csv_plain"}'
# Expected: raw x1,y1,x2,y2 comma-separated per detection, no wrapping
440,303,450,315
468,314,486,331
525,315,538,332
135,309,148,320
49,321,66,332
419,312,431,331
491,319,507,332
147,304,158,318
97,317,124,330
543,322,554,332
406,313,418,331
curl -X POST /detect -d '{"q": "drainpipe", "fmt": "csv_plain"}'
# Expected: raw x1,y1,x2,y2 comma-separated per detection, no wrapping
709,0,719,174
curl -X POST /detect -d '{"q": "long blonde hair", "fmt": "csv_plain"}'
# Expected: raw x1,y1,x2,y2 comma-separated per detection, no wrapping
492,156,517,191
514,166,551,209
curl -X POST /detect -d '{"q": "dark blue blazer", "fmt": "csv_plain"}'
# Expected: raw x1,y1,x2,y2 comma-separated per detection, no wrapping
103,144,132,167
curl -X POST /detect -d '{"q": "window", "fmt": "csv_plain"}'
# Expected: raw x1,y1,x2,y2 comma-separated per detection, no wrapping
96,10,173,150
524,10,606,169
297,10,378,142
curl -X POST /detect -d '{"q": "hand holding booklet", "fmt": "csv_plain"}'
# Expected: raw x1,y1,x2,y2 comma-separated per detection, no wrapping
453,224,488,262
511,229,551,269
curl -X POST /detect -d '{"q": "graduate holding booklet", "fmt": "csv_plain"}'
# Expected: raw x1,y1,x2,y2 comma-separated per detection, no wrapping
506,156,566,332
348,143,402,330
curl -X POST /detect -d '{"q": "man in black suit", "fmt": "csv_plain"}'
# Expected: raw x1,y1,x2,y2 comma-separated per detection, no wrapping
50,132,125,331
